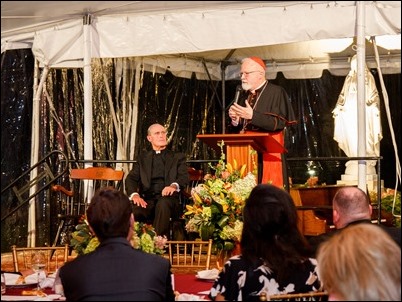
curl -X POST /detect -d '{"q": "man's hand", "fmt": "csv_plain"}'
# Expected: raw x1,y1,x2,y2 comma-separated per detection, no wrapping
231,101,253,120
228,105,240,123
162,185,177,196
132,195,147,208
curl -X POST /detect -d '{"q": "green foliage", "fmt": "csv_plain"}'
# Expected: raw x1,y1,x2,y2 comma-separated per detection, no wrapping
70,220,168,255
370,189,401,227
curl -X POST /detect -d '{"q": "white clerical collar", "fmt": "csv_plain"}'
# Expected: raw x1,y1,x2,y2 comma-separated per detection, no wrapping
251,80,267,94
155,150,161,154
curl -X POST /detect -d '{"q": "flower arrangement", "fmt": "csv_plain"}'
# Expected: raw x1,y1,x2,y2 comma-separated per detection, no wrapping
369,188,401,227
70,216,168,255
184,141,257,251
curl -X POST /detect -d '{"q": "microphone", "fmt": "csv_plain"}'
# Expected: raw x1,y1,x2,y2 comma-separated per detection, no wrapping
233,85,242,104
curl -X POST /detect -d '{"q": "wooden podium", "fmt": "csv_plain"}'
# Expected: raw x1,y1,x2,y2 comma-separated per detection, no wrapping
197,131,286,187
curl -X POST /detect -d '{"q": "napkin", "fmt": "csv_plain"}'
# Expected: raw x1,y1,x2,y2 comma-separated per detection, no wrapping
176,293,209,301
39,277,55,289
51,269,64,295
196,268,219,280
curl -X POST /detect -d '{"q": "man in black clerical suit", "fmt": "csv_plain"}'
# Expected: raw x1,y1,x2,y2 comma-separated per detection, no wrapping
227,56,297,184
125,123,189,237
228,56,296,134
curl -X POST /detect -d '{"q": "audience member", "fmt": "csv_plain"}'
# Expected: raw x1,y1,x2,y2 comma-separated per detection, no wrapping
317,223,401,301
125,123,189,238
59,187,175,301
209,184,321,301
308,186,401,255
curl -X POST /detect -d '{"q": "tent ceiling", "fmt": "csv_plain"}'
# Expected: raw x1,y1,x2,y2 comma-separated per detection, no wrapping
1,1,401,79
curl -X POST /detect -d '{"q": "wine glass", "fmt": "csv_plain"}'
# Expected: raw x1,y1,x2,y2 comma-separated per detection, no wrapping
31,251,46,292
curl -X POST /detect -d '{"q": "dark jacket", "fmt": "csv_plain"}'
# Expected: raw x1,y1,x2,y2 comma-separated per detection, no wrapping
125,149,189,196
228,82,297,133
60,238,175,301
308,219,401,257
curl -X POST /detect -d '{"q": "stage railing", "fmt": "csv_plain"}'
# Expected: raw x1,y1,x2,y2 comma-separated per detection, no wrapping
286,156,382,223
1,150,69,222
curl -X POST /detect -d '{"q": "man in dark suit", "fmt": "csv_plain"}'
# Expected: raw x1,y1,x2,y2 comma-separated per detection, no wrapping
59,187,175,301
125,123,189,238
308,186,401,256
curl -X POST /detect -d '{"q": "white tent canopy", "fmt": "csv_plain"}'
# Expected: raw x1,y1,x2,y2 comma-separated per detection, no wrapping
2,1,401,79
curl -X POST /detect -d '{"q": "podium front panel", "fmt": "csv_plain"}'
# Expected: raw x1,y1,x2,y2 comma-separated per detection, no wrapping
197,132,286,188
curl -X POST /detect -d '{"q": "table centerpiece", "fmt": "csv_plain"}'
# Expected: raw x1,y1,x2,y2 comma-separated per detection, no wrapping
70,217,167,255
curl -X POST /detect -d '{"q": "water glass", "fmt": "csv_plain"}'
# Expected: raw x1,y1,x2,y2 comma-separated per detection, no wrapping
1,272,6,295
31,252,46,292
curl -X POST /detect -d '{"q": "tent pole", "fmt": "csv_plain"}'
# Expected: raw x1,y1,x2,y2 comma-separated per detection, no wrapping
356,1,367,191
28,64,49,247
83,14,93,167
221,64,227,133
83,14,94,201
83,14,93,169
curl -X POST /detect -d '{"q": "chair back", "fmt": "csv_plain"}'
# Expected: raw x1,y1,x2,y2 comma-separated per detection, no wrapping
51,166,124,246
52,167,124,218
261,291,328,301
11,244,69,273
183,167,204,198
165,239,212,273
180,167,204,212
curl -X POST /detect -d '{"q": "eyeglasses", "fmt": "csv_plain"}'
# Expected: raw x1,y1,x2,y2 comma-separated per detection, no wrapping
239,71,260,77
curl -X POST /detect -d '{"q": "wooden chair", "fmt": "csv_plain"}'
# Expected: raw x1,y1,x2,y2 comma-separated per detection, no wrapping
182,167,204,200
260,290,328,301
51,166,124,245
169,167,204,240
11,244,70,273
165,239,213,273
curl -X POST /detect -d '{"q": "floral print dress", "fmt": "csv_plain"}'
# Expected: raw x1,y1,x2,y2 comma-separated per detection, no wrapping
209,255,321,301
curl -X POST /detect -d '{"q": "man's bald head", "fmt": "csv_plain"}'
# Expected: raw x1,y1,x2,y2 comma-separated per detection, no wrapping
332,187,372,229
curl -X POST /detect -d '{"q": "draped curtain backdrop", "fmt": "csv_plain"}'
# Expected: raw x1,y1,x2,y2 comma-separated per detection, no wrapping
1,49,400,252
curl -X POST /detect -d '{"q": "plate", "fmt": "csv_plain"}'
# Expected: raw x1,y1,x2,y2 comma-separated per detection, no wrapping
4,273,38,288
195,268,219,282
6,281,39,288
195,275,217,282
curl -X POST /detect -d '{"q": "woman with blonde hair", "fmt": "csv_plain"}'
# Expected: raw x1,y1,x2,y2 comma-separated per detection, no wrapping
317,223,401,301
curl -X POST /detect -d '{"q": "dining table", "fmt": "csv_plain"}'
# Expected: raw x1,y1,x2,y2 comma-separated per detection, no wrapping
0,271,62,301
174,273,214,299
1,287,62,301
1,273,214,301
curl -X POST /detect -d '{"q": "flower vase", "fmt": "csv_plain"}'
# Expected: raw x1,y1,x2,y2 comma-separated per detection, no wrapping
216,241,241,270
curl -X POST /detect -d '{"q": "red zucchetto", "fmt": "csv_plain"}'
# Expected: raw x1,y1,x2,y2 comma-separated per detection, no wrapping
249,56,266,70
